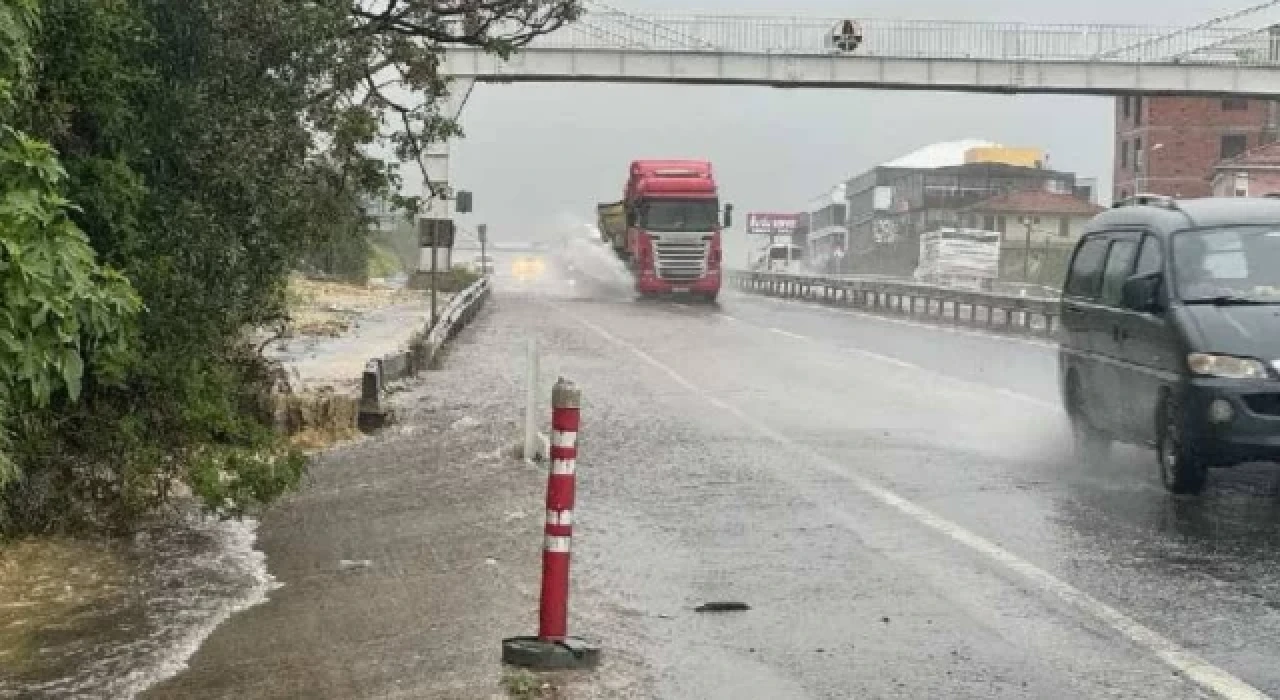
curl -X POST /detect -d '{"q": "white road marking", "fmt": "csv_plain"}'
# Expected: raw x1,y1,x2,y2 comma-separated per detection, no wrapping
768,327,808,341
718,313,740,322
995,387,1058,411
568,310,1269,700
751,315,1047,407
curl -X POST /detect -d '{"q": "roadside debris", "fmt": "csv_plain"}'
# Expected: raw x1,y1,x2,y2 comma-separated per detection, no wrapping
694,602,751,613
338,559,373,572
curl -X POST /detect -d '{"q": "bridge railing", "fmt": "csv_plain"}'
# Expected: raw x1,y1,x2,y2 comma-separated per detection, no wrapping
727,270,1061,340
548,12,1280,66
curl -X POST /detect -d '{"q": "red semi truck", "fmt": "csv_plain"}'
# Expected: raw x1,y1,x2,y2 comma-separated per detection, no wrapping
597,160,732,302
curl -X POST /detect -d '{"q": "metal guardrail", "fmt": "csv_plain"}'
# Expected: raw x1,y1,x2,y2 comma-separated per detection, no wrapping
426,275,492,347
542,11,1280,66
358,275,493,430
728,270,1061,340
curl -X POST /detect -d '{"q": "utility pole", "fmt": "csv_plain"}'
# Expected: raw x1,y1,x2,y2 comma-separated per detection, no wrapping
478,223,488,276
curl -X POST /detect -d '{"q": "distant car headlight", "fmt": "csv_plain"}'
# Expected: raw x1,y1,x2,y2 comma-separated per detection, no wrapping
1187,353,1270,379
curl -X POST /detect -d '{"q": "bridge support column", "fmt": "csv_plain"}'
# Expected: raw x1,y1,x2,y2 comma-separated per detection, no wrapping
417,78,475,274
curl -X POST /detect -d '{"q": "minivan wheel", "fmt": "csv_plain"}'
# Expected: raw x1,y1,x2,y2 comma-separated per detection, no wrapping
1066,374,1110,465
1157,395,1208,495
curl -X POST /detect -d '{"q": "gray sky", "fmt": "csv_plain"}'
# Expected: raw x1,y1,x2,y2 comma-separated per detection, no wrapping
449,1,1257,258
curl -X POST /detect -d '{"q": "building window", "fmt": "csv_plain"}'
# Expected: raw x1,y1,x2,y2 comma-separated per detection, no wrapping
1134,138,1143,172
1223,97,1249,111
996,215,1007,233
1235,172,1249,197
1120,139,1129,168
1122,97,1131,119
983,215,996,231
1134,96,1143,125
1058,217,1070,238
1222,133,1249,159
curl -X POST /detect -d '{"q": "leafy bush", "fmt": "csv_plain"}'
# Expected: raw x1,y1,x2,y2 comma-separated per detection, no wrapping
0,0,580,534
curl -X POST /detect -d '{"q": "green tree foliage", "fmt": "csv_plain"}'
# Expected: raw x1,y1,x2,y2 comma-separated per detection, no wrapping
0,0,580,533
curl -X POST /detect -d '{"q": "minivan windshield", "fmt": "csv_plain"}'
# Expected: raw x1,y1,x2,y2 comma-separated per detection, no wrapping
1173,226,1280,303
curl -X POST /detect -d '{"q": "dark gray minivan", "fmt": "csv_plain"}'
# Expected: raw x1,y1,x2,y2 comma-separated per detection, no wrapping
1059,195,1280,494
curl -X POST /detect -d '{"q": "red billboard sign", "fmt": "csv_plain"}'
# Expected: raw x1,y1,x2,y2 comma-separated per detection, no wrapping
746,212,801,236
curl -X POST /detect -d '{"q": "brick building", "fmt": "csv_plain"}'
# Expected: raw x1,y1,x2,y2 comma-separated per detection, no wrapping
1210,142,1280,198
1114,96,1280,201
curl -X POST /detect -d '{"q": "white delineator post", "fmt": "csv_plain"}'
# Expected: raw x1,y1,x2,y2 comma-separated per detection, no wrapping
523,338,540,461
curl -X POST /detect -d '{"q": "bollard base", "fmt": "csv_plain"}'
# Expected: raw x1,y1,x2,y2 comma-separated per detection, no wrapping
501,636,600,671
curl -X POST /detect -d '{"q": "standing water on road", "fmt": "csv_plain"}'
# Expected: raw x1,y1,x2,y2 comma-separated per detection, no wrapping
0,515,274,699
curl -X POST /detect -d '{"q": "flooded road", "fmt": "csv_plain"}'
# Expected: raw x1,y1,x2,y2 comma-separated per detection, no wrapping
18,247,1280,698
143,258,1280,698
0,516,272,699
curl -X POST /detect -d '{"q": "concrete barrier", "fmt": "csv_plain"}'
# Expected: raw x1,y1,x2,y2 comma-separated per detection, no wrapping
727,270,1060,340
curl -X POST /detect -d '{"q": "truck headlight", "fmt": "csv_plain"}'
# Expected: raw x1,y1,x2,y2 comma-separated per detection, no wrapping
1187,353,1270,379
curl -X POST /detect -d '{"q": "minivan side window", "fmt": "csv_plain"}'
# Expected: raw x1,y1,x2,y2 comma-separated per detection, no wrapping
1133,234,1163,277
1065,236,1109,299
1100,238,1140,306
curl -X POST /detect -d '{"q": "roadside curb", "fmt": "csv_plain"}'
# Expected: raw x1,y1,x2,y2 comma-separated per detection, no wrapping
357,275,493,431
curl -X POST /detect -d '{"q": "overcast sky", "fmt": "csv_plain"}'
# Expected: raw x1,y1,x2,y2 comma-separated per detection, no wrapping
448,1,1260,257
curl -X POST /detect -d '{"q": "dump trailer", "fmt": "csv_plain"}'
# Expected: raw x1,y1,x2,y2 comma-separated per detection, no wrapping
596,201,628,258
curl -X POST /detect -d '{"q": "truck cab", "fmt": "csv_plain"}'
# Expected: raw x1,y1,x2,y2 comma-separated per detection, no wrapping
624,160,730,301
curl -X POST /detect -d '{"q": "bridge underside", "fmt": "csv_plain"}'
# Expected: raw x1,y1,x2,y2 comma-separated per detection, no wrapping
443,48,1280,97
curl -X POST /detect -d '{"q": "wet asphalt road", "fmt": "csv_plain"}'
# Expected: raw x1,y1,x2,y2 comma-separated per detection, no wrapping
495,261,1280,699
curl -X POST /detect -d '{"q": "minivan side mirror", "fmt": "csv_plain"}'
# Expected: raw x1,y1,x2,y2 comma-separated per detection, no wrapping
723,203,734,229
1122,272,1163,313
626,208,637,227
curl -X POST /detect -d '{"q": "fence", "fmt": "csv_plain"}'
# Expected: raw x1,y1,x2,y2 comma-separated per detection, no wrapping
728,270,1061,340
548,11,1280,66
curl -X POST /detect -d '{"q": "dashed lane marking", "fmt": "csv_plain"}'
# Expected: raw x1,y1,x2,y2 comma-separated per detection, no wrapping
565,308,1269,700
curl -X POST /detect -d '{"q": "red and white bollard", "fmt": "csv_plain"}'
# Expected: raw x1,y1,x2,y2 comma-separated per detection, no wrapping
540,378,579,640
502,378,600,670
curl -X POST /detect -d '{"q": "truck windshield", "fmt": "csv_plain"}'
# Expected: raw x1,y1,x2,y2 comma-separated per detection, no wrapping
1173,226,1280,303
639,199,719,232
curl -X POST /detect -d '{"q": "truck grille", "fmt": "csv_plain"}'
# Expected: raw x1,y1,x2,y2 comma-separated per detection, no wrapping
653,235,710,282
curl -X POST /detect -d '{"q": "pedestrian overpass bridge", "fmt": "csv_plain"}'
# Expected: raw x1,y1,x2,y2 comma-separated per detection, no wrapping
442,2,1280,97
